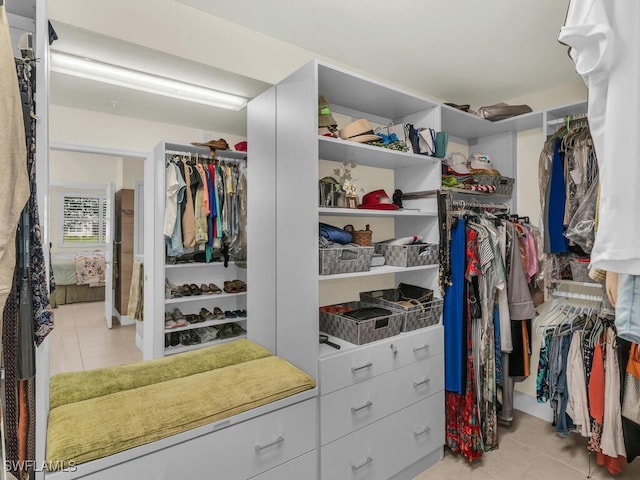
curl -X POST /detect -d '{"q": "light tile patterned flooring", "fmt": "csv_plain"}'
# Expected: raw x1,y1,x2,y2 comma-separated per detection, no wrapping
50,302,640,479
49,301,141,375
413,410,640,480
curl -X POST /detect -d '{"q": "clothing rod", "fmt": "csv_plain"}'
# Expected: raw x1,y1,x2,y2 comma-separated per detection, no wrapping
165,149,247,161
551,290,602,302
547,113,588,126
451,200,510,213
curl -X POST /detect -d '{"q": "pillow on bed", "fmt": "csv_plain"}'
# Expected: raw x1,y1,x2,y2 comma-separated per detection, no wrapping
49,339,272,410
47,355,316,467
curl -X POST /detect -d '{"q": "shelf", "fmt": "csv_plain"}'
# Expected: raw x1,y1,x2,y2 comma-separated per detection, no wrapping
441,187,512,198
319,136,440,170
441,104,543,141
164,316,248,334
164,291,247,304
318,207,437,217
319,263,438,281
165,261,236,269
552,279,601,289
164,334,247,355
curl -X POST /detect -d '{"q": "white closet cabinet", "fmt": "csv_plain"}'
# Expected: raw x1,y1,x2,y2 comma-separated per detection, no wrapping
249,60,445,480
143,141,248,359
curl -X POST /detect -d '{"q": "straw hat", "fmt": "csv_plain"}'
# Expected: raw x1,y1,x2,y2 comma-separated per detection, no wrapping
338,119,382,143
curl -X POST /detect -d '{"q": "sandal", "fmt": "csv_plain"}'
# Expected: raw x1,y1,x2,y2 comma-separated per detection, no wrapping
171,308,188,327
164,311,178,329
199,308,214,321
189,283,202,296
213,307,226,320
208,283,222,294
181,284,192,297
201,283,212,295
224,281,239,294
234,280,247,292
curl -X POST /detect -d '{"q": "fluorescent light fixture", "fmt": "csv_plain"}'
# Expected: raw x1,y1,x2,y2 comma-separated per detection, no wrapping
50,51,247,111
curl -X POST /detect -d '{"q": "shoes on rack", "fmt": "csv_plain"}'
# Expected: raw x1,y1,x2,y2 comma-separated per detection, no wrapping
223,280,247,294
230,323,245,336
165,278,183,299
179,330,201,346
199,326,219,343
217,323,233,339
199,308,215,321
208,283,222,294
165,311,178,329
224,310,238,319
233,309,247,318
167,332,180,347
171,308,188,327
213,307,226,320
189,283,202,295
180,284,192,296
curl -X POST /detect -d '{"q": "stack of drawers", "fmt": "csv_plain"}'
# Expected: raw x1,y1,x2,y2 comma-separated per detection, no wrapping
318,326,445,479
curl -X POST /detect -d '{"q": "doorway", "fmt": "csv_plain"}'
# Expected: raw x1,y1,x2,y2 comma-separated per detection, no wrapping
47,147,145,374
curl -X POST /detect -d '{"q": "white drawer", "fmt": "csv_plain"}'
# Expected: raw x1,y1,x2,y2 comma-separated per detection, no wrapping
319,326,443,395
67,398,317,480
320,392,444,480
320,354,443,445
250,450,317,480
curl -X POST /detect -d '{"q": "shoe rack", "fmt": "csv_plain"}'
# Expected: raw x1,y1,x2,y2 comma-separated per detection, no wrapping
144,141,248,359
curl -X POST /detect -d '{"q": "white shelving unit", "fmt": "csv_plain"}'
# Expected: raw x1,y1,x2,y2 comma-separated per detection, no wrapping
143,141,248,359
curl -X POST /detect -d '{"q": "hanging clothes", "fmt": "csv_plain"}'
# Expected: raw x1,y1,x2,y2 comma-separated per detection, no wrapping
0,8,30,320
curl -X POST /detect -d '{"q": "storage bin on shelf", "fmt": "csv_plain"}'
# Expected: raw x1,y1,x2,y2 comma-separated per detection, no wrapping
471,175,515,196
359,288,443,331
374,243,438,268
319,246,374,275
569,257,594,283
319,301,404,345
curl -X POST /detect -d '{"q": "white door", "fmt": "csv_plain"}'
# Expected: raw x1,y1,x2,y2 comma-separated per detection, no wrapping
104,183,115,328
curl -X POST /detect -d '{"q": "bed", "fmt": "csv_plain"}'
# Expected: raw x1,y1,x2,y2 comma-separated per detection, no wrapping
50,252,106,307
45,339,317,479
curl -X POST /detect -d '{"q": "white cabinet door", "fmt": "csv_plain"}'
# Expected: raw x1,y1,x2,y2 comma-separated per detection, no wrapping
320,392,445,480
249,451,317,480
319,326,443,395
320,354,443,445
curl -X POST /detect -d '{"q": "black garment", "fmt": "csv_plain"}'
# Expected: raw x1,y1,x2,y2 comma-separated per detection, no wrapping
617,338,640,463
509,319,532,377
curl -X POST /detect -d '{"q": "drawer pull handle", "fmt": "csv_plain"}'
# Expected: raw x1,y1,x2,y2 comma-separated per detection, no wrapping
351,362,373,373
413,377,431,388
255,435,284,453
351,456,373,471
351,401,373,414
413,344,429,353
414,426,431,438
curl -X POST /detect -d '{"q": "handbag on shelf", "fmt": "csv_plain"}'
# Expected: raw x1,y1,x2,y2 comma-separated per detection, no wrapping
622,343,640,426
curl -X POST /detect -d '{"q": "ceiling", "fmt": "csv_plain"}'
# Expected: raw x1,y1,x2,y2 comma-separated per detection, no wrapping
44,0,579,135
176,0,577,107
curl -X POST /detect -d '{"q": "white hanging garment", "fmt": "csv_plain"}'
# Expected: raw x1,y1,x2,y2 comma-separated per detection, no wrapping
559,1,640,274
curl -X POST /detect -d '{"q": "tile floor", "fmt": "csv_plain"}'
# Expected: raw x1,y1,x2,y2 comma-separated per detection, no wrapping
49,301,141,375
50,302,640,479
414,410,640,480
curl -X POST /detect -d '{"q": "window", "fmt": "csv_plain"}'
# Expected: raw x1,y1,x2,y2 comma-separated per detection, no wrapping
60,192,107,245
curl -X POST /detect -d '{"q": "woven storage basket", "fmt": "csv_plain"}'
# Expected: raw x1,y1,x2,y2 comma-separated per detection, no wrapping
319,301,404,345
343,224,373,247
360,288,443,331
375,243,439,268
472,174,499,186
495,176,515,195
319,246,374,275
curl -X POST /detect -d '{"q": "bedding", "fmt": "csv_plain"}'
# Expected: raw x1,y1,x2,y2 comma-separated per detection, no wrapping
50,252,106,307
46,339,315,468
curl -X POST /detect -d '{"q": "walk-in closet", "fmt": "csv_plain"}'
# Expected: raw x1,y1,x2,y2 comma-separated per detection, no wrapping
1,1,640,479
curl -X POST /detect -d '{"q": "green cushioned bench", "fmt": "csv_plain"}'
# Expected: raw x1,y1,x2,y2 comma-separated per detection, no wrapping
46,339,315,468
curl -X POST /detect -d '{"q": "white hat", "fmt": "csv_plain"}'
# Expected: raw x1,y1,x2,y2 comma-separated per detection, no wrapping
469,153,493,171
443,152,471,175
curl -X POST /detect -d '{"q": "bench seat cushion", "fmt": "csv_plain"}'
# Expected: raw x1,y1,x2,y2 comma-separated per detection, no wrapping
46,356,315,467
49,339,272,410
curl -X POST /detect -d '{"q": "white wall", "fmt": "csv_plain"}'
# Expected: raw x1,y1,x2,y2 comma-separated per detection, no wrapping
50,104,246,153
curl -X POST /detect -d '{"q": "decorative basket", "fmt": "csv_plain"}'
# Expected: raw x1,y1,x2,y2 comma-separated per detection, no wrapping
495,176,515,195
343,224,373,247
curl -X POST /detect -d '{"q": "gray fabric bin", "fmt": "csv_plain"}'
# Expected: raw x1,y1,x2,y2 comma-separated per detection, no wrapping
319,301,403,345
374,243,438,268
319,246,373,275
360,289,443,331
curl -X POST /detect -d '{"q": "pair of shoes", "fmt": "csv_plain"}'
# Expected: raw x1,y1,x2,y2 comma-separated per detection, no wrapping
201,283,222,294
223,280,247,294
179,330,201,346
165,308,188,329
199,326,219,342
213,307,226,320
233,309,247,318
165,332,180,347
224,310,237,319
165,278,183,299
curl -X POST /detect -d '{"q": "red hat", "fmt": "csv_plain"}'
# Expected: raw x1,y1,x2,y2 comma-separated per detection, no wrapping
358,189,399,210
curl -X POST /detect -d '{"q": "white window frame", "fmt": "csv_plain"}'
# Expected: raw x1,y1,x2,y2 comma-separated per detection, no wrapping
59,189,107,247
